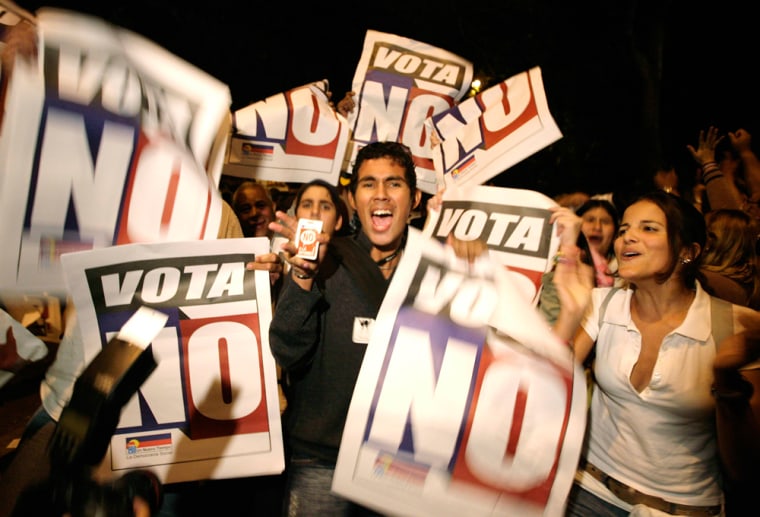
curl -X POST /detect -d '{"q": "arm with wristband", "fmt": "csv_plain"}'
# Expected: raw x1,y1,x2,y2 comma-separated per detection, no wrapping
687,126,745,210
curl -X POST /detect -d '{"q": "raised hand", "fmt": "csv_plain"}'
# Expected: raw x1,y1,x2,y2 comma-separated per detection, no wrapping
268,210,332,280
245,252,284,287
729,128,752,154
687,126,723,167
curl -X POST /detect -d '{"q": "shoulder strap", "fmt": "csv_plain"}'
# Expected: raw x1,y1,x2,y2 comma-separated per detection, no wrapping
595,289,734,348
710,295,734,349
598,287,620,328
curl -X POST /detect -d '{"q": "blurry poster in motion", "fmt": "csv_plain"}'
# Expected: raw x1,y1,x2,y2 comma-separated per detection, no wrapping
423,185,560,306
223,79,350,186
0,7,232,296
333,228,586,516
60,237,284,483
345,30,474,194
429,67,562,189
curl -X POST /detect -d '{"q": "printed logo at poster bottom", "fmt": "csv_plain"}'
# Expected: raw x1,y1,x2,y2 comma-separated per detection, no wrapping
126,433,174,459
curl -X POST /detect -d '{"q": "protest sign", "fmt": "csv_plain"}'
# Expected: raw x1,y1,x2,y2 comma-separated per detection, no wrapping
60,237,284,483
422,184,560,306
345,30,474,194
334,228,586,516
429,67,562,189
223,79,350,186
0,7,232,296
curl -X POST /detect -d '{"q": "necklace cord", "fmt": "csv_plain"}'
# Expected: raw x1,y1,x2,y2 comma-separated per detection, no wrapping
375,248,400,266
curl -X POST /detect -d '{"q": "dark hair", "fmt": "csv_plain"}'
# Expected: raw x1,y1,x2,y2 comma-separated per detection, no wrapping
232,180,272,206
293,179,350,236
349,141,417,198
628,190,706,287
576,198,620,258
576,198,619,222
702,208,760,303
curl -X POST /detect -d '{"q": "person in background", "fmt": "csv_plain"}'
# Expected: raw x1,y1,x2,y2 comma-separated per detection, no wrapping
554,191,591,212
291,179,349,238
576,198,620,288
700,208,760,310
268,141,421,516
232,180,276,238
688,126,760,231
232,180,284,289
539,198,620,326
727,128,760,225
653,166,681,197
243,179,352,517
337,173,359,235
551,190,760,517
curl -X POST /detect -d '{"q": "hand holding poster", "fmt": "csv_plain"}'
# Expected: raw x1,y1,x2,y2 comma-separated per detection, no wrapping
429,67,562,189
223,79,350,186
333,228,586,516
0,307,49,388
60,238,284,484
345,30,474,194
422,184,561,306
0,7,232,296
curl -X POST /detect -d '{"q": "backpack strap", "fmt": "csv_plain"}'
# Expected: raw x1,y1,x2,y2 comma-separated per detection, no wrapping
597,289,734,348
709,295,734,350
598,287,620,329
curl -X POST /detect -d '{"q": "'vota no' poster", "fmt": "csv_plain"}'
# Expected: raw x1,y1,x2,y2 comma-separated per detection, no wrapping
61,237,284,484
334,228,586,517
0,8,231,296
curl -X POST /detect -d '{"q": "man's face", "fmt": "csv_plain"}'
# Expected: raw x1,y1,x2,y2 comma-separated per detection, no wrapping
233,186,274,238
348,157,420,251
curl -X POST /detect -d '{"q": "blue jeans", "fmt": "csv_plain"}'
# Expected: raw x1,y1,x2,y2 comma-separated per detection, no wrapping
565,483,629,517
283,456,381,517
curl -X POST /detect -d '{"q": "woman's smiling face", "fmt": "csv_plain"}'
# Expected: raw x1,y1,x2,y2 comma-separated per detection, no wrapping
615,200,671,282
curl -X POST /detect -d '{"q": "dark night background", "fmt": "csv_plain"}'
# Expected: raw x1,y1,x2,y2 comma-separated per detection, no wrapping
20,0,760,205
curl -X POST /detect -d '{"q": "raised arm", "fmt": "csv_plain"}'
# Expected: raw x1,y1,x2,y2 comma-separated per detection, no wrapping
687,126,744,210
548,206,596,362
729,128,760,201
268,209,332,289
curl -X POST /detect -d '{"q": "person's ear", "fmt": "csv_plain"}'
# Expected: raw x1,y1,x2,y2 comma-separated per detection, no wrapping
412,189,422,210
679,243,700,264
335,214,343,232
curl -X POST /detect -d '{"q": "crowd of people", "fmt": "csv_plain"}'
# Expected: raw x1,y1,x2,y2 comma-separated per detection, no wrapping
235,129,760,517
4,134,760,516
2,2,760,516
542,126,760,517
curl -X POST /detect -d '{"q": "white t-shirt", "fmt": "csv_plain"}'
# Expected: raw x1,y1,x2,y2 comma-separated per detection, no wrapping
40,301,82,421
576,282,760,511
